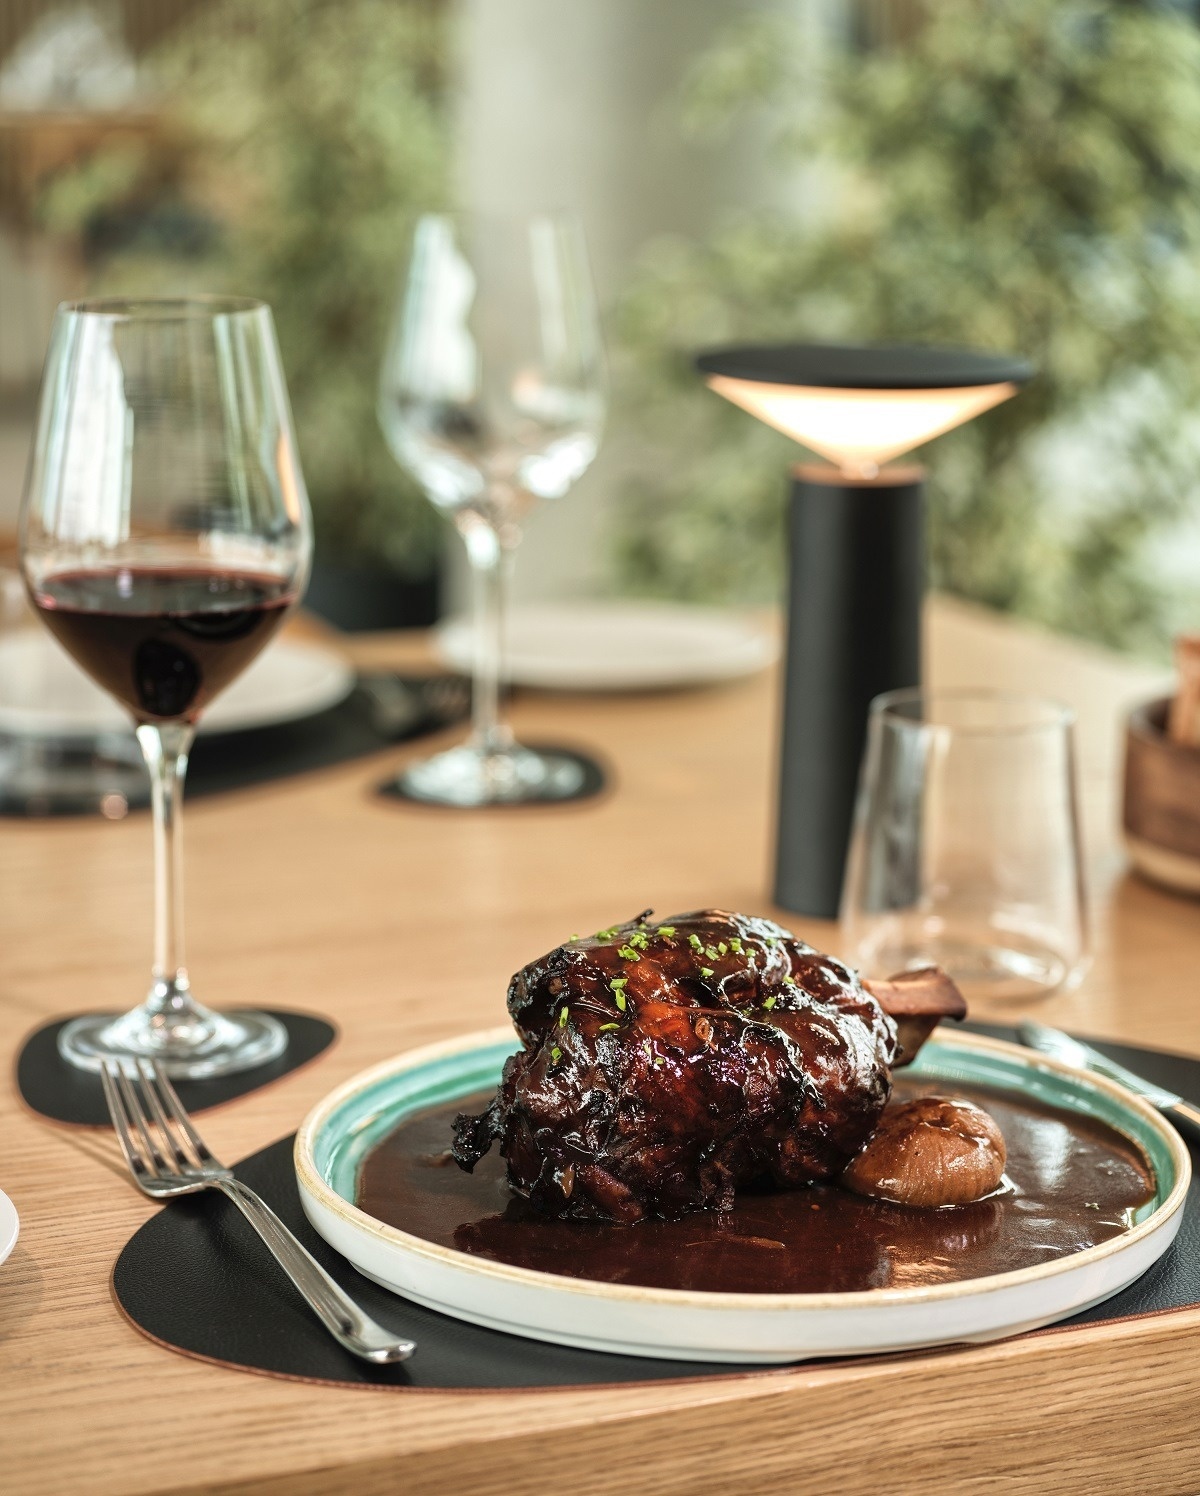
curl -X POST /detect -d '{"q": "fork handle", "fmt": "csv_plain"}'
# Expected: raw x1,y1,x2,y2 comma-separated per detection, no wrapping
1165,1099,1200,1142
216,1178,414,1364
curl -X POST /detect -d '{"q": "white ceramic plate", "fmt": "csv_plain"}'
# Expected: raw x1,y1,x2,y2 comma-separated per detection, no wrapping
436,602,778,691
0,634,355,738
295,1028,1189,1365
0,1188,18,1268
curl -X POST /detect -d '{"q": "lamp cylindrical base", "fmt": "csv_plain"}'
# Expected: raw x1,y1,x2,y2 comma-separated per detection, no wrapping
773,464,924,919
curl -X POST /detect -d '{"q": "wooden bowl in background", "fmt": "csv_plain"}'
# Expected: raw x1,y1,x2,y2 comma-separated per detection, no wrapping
1124,698,1200,896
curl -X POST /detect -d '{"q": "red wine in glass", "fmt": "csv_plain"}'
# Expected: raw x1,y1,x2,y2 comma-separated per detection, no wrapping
32,567,296,723
20,296,312,1078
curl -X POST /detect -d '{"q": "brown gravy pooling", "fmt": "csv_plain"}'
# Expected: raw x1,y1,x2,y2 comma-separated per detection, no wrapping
356,1079,1156,1294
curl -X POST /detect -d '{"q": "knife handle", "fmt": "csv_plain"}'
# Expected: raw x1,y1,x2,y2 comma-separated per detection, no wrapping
1165,1099,1200,1143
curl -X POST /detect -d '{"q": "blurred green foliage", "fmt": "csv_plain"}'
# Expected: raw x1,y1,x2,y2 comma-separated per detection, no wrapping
617,0,1200,651
39,0,449,575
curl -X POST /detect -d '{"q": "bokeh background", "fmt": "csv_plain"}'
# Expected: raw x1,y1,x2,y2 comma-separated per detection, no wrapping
2,0,1199,650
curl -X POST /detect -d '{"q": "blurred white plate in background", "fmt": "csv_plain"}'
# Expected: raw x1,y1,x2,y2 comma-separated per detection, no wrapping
436,602,778,691
0,635,355,738
0,1187,17,1268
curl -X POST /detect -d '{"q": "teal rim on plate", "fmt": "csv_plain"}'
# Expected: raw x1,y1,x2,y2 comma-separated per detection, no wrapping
309,1030,1180,1236
295,1027,1190,1362
314,1035,518,1205
907,1040,1177,1224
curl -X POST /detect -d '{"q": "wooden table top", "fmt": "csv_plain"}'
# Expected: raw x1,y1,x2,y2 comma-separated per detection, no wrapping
1,595,1195,1496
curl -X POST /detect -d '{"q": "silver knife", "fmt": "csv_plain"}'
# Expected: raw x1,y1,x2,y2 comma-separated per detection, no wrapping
1017,1021,1200,1141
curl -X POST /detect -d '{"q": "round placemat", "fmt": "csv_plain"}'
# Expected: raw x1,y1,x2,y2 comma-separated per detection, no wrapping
16,1010,336,1127
113,1134,738,1390
377,744,608,809
0,673,470,819
110,1028,1200,1391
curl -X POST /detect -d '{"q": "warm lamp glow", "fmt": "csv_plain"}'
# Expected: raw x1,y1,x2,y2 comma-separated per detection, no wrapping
705,374,1018,479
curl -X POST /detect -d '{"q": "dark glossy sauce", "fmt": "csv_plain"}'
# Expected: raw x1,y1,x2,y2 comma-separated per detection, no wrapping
357,1080,1156,1294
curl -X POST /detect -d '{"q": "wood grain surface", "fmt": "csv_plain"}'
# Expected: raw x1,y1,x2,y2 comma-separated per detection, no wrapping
1,595,1195,1496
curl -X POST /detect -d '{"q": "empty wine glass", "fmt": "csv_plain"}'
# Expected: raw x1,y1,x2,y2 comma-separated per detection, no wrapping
20,297,312,1076
378,212,606,806
840,689,1090,1004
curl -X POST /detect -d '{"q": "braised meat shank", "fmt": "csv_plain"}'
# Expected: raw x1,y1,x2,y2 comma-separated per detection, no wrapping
452,909,965,1222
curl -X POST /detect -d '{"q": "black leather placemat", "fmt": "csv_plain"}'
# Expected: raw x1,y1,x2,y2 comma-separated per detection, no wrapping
114,1133,737,1389
16,1010,336,1127
112,1027,1200,1390
0,673,470,818
187,672,469,798
377,744,608,809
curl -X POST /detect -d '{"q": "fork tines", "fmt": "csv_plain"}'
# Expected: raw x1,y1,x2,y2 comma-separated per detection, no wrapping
100,1059,217,1188
99,1060,416,1363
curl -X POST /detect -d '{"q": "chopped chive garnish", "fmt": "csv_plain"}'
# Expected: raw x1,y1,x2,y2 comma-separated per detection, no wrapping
643,1039,653,1058
763,995,777,1010
595,927,618,940
705,945,719,960
599,1022,621,1032
558,1005,569,1027
569,933,579,941
783,974,796,987
656,925,676,938
717,942,728,956
729,938,743,954
700,966,715,979
551,1046,562,1063
615,992,627,1011
610,976,628,990
688,933,703,950
618,945,640,961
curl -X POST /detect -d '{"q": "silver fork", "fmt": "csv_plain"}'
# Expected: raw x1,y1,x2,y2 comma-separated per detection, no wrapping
100,1059,414,1365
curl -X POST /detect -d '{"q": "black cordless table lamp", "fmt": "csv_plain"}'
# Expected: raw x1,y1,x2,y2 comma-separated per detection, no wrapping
696,343,1032,919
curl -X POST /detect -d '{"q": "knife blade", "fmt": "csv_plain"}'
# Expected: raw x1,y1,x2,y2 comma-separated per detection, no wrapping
1017,1021,1200,1141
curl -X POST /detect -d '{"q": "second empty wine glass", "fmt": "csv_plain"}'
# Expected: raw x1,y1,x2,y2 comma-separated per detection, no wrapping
378,212,606,806
840,689,1089,1004
21,297,312,1076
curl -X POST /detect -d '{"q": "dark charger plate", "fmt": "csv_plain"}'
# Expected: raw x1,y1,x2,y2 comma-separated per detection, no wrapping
111,1025,1200,1391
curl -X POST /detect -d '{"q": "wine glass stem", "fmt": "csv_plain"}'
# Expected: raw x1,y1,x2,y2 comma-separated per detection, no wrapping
462,514,515,757
135,722,197,1021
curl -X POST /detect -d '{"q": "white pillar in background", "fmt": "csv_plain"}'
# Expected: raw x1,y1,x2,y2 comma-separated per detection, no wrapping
453,0,788,605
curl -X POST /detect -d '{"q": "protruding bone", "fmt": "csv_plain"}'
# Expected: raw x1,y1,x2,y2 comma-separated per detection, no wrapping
863,966,967,1067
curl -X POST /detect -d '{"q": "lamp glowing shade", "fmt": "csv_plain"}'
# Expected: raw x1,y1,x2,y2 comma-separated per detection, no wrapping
693,341,1032,920
704,375,1017,477
696,344,1031,474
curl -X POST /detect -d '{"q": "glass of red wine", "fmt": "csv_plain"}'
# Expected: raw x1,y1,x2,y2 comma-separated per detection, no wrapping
20,298,312,1077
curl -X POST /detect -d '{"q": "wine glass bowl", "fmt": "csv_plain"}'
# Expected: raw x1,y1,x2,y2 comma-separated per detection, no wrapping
20,297,312,1077
379,213,605,806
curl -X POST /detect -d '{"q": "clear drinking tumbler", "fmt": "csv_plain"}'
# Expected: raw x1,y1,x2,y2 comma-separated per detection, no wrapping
840,689,1089,1004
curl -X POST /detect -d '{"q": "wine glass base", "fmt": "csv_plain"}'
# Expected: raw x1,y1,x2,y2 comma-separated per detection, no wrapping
854,936,1087,1005
396,742,585,807
57,1006,288,1080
